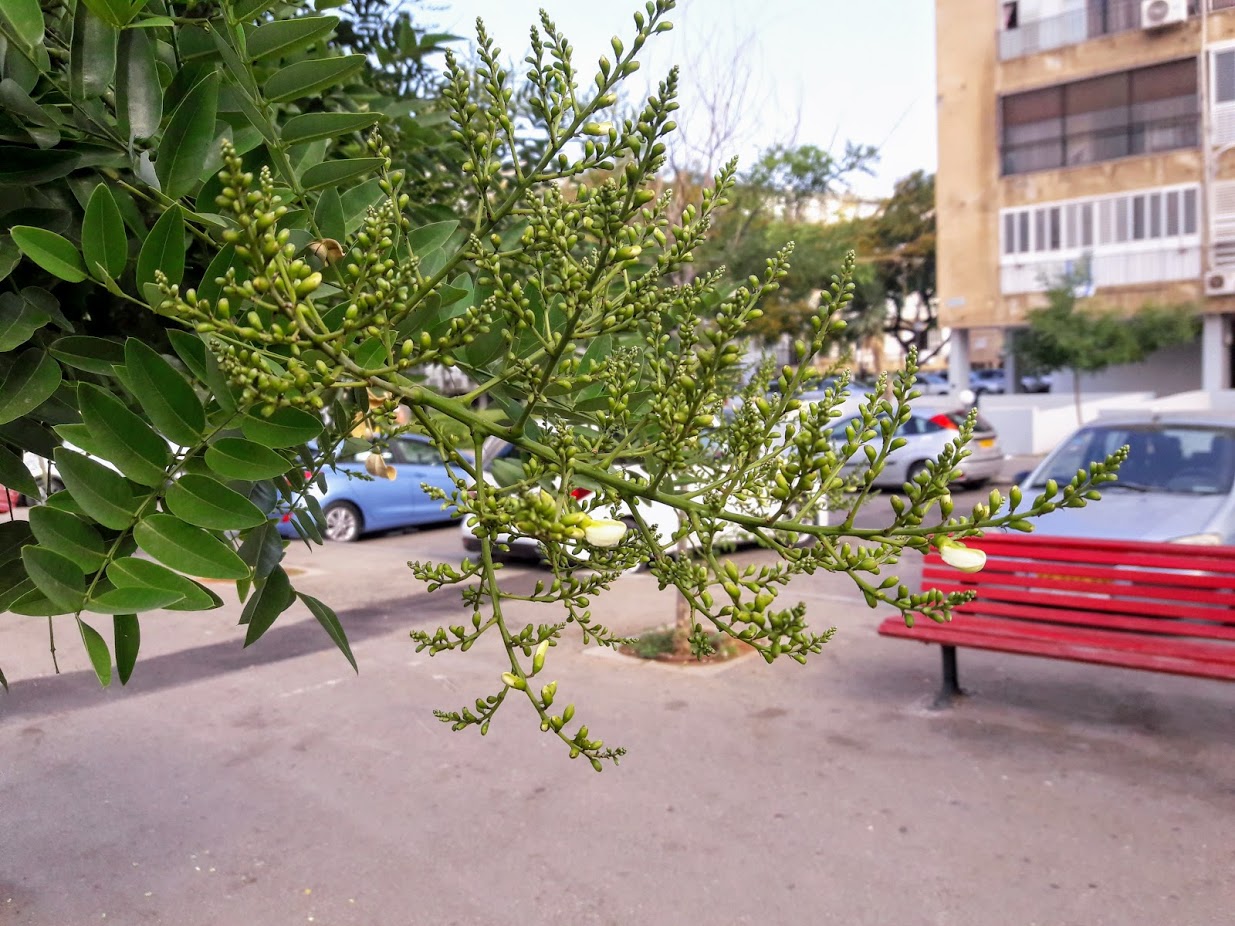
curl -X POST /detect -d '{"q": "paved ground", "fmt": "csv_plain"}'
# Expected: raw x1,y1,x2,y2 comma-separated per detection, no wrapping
2,468,1233,925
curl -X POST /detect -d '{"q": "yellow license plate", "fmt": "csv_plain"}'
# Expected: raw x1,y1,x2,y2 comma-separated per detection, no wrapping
979,438,995,449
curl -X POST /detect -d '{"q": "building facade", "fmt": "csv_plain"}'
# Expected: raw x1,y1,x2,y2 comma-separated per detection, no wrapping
937,0,1235,391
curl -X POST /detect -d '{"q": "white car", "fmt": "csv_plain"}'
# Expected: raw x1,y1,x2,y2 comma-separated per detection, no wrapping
460,437,826,567
915,372,953,395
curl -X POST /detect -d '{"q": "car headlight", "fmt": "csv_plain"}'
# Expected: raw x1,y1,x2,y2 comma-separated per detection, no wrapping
1169,533,1223,545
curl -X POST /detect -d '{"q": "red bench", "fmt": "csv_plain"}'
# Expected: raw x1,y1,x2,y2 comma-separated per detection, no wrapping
878,534,1235,706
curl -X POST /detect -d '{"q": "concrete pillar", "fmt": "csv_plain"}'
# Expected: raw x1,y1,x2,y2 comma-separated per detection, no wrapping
948,328,971,392
1003,329,1019,394
1201,314,1230,393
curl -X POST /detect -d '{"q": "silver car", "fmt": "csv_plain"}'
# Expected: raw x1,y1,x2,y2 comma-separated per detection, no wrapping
835,406,1005,489
1017,414,1235,545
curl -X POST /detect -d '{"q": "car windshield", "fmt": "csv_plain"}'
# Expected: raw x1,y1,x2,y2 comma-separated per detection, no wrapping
1032,424,1235,495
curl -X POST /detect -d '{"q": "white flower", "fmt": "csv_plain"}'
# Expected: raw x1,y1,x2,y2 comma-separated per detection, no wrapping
936,537,986,573
583,518,627,547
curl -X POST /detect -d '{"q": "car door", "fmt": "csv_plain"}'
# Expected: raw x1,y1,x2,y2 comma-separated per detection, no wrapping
393,437,457,521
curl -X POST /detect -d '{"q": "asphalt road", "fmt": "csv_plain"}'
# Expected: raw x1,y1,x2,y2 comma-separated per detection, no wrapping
2,475,1233,925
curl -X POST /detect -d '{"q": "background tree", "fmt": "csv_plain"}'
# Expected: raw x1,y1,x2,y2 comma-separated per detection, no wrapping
843,170,938,369
1015,264,1201,423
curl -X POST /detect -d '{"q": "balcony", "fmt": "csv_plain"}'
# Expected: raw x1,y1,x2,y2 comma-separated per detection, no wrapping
999,0,1200,61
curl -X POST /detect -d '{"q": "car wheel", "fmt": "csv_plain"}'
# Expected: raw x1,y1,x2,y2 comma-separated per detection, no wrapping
906,461,930,484
323,502,363,542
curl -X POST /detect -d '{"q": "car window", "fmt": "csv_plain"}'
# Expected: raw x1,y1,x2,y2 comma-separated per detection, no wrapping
1033,425,1235,494
395,439,443,466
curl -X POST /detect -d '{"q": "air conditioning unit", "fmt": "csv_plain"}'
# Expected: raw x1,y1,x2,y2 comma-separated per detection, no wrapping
1205,271,1235,296
1141,0,1187,30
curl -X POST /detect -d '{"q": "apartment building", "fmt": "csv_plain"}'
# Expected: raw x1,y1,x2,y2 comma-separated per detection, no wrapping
937,0,1235,391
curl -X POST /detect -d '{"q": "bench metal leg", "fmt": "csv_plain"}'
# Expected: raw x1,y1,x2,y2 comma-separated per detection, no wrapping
932,645,965,709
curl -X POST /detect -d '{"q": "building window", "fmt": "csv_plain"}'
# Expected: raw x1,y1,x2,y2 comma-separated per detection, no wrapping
1000,59,1198,175
1000,185,1199,262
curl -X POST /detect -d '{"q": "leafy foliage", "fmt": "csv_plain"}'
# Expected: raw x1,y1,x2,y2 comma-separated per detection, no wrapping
0,0,1121,766
847,170,938,360
1015,263,1200,418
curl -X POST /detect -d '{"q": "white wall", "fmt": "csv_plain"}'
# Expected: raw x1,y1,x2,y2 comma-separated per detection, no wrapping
1047,340,1202,397
977,392,1157,455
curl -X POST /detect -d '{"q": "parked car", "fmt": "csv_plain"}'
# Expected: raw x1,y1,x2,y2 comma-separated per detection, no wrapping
277,435,461,542
1016,414,1235,544
969,369,1006,394
460,436,827,567
796,375,879,405
1020,371,1052,393
833,406,1005,489
915,372,952,395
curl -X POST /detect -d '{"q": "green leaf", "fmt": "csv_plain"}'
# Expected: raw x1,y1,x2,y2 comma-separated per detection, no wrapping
340,178,383,234
236,519,285,580
246,16,339,61
10,226,87,283
313,187,345,242
282,111,381,146
0,0,44,51
0,349,62,425
232,0,283,21
240,406,323,449
263,54,365,103
166,474,266,531
0,237,21,283
0,442,40,499
156,71,219,200
122,339,206,446
196,244,239,307
107,556,223,611
78,383,171,486
29,507,107,573
300,157,385,192
50,335,125,375
86,586,181,613
136,204,185,290
81,0,145,29
81,184,128,279
203,438,291,481
0,665,7,692
241,565,293,645
300,592,357,672
0,518,34,565
133,514,248,580
69,1,118,99
77,617,112,687
0,78,60,149
167,329,209,382
22,546,86,611
116,27,162,141
54,448,141,530
0,290,49,351
10,588,63,616
114,614,139,684
408,220,459,256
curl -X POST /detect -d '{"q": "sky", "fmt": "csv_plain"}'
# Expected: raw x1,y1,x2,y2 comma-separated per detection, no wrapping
436,0,938,201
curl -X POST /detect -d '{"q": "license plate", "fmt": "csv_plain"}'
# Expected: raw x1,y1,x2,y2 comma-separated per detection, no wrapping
978,438,995,449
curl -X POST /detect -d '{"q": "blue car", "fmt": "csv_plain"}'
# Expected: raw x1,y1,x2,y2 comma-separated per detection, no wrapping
277,435,461,542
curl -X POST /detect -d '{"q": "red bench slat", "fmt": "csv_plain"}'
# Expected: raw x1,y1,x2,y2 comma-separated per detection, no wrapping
927,584,1235,635
878,616,1235,681
877,534,1235,690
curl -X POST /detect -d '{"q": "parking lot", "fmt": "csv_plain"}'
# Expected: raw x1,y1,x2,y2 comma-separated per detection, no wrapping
2,478,1234,926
